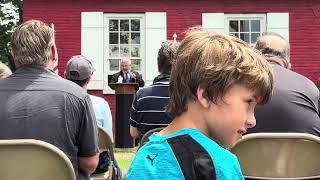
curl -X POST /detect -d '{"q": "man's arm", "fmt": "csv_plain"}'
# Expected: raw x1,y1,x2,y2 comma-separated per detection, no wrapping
130,91,140,139
109,72,120,90
135,72,145,87
110,72,119,83
77,95,100,176
130,126,140,139
102,99,113,141
79,154,99,175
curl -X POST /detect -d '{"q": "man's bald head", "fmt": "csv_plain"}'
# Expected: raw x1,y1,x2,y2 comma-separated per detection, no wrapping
255,32,290,68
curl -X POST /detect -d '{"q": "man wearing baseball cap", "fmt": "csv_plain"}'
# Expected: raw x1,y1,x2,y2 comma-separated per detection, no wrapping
65,55,113,140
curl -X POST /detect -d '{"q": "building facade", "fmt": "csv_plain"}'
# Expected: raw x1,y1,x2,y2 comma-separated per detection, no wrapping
24,0,320,124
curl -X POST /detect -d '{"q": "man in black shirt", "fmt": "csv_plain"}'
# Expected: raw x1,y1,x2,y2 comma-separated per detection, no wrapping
247,32,320,136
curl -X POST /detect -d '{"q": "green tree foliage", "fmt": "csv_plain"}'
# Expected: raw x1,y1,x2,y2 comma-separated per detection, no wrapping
0,0,22,68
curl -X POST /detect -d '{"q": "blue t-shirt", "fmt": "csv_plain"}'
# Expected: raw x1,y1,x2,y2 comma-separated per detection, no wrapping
89,95,113,141
126,128,244,180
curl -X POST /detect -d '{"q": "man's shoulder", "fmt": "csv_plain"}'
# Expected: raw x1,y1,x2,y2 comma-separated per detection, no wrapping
136,82,169,97
49,77,89,99
274,65,312,83
273,65,318,94
132,71,142,76
89,95,108,105
112,71,121,76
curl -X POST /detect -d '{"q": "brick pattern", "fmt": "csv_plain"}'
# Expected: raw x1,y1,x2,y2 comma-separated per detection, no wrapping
24,0,320,124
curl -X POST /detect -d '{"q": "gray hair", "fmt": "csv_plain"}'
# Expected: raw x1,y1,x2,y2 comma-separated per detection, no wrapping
255,32,290,68
121,58,131,65
10,19,55,68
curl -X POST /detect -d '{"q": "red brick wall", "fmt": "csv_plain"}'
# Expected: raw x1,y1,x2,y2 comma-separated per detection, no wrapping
24,0,320,120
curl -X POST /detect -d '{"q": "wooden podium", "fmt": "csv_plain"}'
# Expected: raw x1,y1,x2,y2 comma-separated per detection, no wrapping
110,83,139,148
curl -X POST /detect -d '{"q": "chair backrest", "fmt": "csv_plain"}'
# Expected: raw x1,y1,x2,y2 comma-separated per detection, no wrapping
95,126,118,180
0,139,76,180
231,133,320,180
98,126,115,159
138,127,164,149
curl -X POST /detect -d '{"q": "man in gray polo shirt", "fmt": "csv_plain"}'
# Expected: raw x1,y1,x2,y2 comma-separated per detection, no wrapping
247,32,320,136
0,20,99,180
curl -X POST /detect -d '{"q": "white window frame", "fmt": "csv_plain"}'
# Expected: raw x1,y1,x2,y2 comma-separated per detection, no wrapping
103,13,145,94
224,14,266,46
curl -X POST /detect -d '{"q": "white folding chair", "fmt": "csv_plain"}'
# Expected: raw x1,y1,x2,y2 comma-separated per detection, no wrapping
0,139,76,180
231,133,320,180
91,126,117,180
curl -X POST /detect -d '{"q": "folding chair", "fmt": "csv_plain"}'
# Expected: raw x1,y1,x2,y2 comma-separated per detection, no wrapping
0,139,76,180
91,126,118,180
231,133,320,180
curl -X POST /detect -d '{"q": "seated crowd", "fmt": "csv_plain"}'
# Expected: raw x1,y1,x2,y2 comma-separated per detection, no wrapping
0,19,319,180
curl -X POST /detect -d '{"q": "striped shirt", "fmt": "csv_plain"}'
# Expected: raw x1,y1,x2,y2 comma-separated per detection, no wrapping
130,74,172,137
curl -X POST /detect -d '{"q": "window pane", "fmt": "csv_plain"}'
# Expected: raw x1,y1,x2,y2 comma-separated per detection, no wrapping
109,45,119,57
120,45,130,57
240,33,250,43
109,20,118,31
131,59,141,71
230,33,239,38
131,45,140,57
240,20,249,32
251,33,260,43
251,20,260,32
131,33,140,44
109,33,118,44
120,20,129,31
131,19,140,31
229,20,238,32
120,32,129,44
109,59,120,71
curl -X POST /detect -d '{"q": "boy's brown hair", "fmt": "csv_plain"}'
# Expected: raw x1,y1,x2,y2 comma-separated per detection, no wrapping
167,27,273,118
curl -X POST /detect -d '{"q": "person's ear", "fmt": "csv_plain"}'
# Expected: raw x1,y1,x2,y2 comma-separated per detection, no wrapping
50,45,57,61
10,51,15,60
197,86,210,108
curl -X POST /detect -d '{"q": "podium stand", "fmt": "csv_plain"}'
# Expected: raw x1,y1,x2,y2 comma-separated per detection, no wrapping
110,83,138,148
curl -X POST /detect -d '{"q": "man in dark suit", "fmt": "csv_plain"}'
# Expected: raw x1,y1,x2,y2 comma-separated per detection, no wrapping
109,58,144,88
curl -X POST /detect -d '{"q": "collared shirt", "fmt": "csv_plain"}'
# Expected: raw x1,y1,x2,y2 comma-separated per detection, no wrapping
0,65,99,180
130,74,171,137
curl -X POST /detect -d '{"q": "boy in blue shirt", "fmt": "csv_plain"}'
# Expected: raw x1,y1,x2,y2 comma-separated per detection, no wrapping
126,28,274,180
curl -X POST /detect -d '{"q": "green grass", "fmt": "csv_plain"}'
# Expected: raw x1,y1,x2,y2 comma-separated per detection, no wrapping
114,147,137,153
114,148,136,174
117,158,133,173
